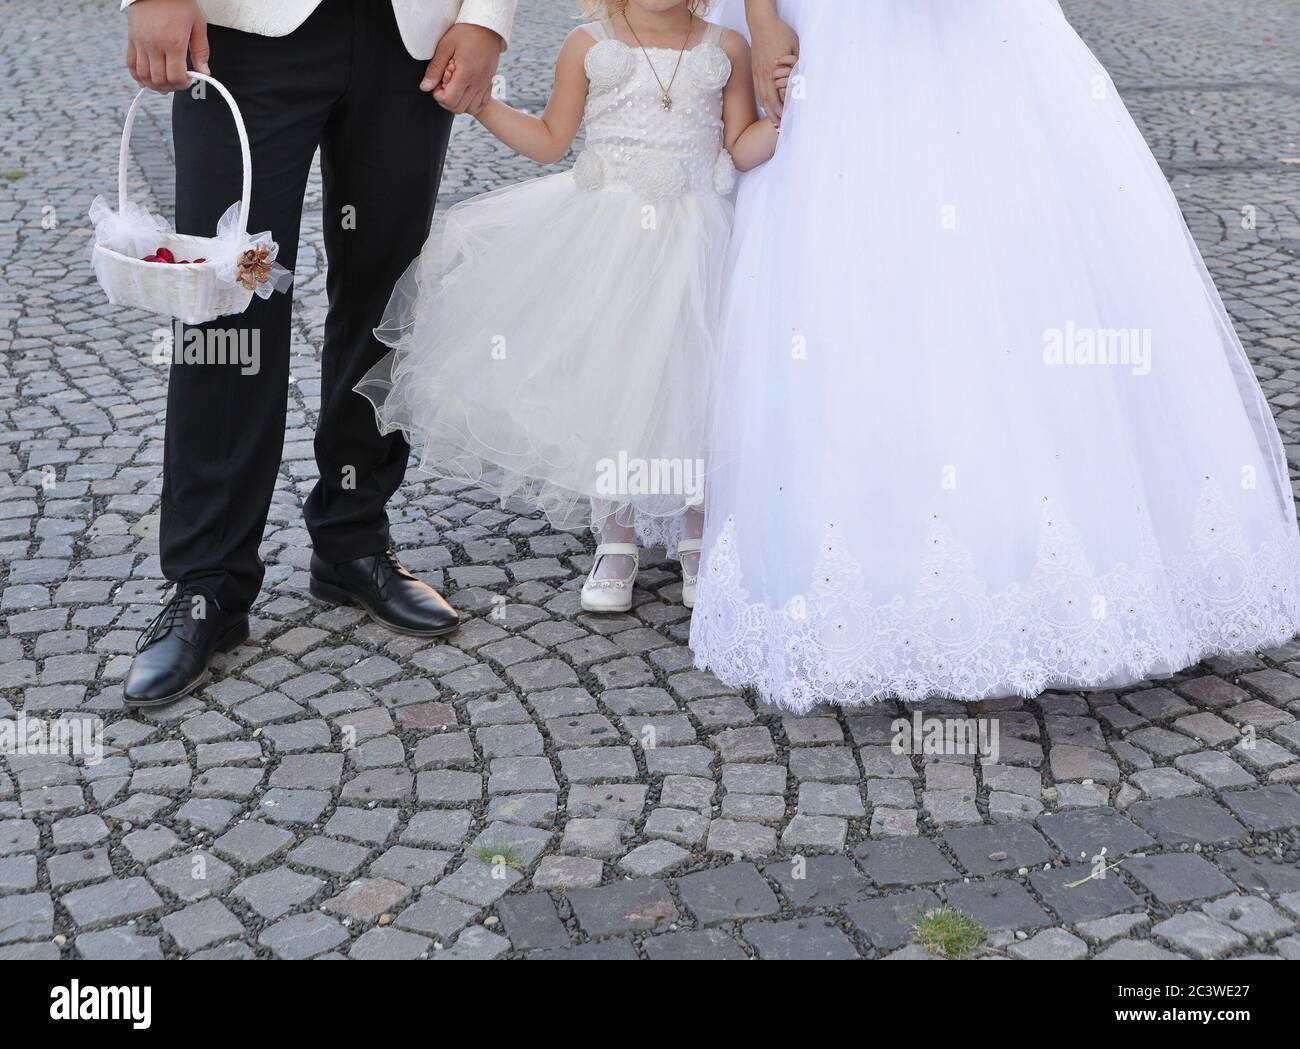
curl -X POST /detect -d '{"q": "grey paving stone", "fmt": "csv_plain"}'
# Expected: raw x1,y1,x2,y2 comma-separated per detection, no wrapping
844,890,941,951
75,926,164,961
532,855,603,891
765,855,871,908
1028,864,1145,923
1173,750,1257,790
322,877,412,921
943,879,1053,932
395,892,481,941
707,818,778,860
797,782,865,818
147,850,237,902
436,859,522,906
485,793,557,827
529,938,640,961
677,863,780,924
1220,785,1300,831
943,823,1056,875
1129,796,1249,845
1009,927,1088,960
370,845,454,887
0,892,54,944
233,867,324,920
788,747,859,783
568,879,679,937
781,814,848,850
212,820,295,866
256,788,331,825
1076,912,1151,945
51,851,147,920
1038,808,1155,861
1096,939,1186,961
288,836,371,877
1152,912,1247,959
568,783,648,820
561,817,626,858
1215,849,1300,894
856,838,959,887
1126,853,1237,904
259,912,350,960
1202,895,1294,938
743,917,860,960
349,927,433,960
495,892,569,950
644,928,748,960
161,899,245,953
619,840,690,877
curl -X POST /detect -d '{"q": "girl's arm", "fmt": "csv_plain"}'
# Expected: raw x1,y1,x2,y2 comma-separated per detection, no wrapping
474,28,592,165
745,0,799,125
721,31,779,172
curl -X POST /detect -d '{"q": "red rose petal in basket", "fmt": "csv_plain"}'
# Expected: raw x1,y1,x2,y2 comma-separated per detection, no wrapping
142,255,162,262
155,247,175,263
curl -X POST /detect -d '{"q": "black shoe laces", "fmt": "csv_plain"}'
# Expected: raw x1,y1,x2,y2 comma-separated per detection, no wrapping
371,549,402,599
136,585,204,653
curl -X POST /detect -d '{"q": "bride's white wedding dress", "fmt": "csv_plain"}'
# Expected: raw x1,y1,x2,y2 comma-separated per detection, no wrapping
692,0,1300,712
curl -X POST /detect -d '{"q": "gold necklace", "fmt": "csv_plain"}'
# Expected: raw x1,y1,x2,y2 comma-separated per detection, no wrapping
622,12,693,112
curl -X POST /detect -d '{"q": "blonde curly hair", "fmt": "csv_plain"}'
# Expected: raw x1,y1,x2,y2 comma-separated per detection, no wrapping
580,0,711,18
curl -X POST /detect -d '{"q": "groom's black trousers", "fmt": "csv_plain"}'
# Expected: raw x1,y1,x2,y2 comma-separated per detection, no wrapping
166,0,453,612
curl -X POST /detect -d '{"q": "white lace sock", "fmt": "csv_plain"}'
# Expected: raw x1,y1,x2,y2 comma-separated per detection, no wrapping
593,506,638,581
681,507,704,576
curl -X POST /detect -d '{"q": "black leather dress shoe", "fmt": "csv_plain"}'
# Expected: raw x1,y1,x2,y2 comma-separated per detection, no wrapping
124,586,249,708
310,549,460,637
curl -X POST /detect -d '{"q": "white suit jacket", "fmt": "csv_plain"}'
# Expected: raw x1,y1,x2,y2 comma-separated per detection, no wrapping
120,0,516,59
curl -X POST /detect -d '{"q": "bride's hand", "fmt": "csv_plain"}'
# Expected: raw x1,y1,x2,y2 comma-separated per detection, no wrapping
748,3,799,126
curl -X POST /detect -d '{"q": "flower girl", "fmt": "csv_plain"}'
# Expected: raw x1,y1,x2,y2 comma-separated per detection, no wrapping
357,0,776,613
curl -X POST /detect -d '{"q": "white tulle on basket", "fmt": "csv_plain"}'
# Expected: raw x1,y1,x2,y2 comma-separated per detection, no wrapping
89,73,291,326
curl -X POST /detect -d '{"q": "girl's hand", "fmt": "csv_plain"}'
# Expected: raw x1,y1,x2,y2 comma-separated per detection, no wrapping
748,5,799,126
774,59,794,105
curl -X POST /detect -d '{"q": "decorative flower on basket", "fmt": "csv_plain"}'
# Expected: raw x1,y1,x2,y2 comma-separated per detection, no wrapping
88,73,292,326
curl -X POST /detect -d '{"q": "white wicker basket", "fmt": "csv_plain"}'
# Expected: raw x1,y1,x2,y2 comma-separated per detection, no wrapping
93,74,255,325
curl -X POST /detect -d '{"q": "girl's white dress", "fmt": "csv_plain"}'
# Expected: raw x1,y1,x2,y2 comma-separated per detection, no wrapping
693,0,1300,712
358,20,737,545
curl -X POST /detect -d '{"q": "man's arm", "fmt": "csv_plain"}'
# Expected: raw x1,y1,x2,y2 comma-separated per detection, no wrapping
420,0,517,115
124,0,210,93
457,0,516,52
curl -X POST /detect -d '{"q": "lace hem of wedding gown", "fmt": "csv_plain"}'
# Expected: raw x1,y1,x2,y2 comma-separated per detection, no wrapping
691,485,1300,713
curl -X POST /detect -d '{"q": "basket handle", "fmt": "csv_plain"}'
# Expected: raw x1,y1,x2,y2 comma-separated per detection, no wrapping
117,72,253,238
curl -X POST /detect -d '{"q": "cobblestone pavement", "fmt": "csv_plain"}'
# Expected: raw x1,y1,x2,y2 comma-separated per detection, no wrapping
2,0,1300,961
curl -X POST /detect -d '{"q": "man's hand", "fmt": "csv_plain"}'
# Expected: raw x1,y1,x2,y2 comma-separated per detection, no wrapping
127,0,210,93
748,7,798,126
422,23,502,115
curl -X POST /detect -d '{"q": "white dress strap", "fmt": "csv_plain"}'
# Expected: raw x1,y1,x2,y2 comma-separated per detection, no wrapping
582,20,610,42
702,22,727,46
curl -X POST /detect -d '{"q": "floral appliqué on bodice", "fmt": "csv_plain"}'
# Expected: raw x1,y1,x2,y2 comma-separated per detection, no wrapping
575,20,736,201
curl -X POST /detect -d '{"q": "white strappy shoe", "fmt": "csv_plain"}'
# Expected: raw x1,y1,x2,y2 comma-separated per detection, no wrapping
678,538,702,610
581,542,640,613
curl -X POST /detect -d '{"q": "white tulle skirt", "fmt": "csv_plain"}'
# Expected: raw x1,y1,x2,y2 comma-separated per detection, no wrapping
691,0,1300,712
358,170,732,544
